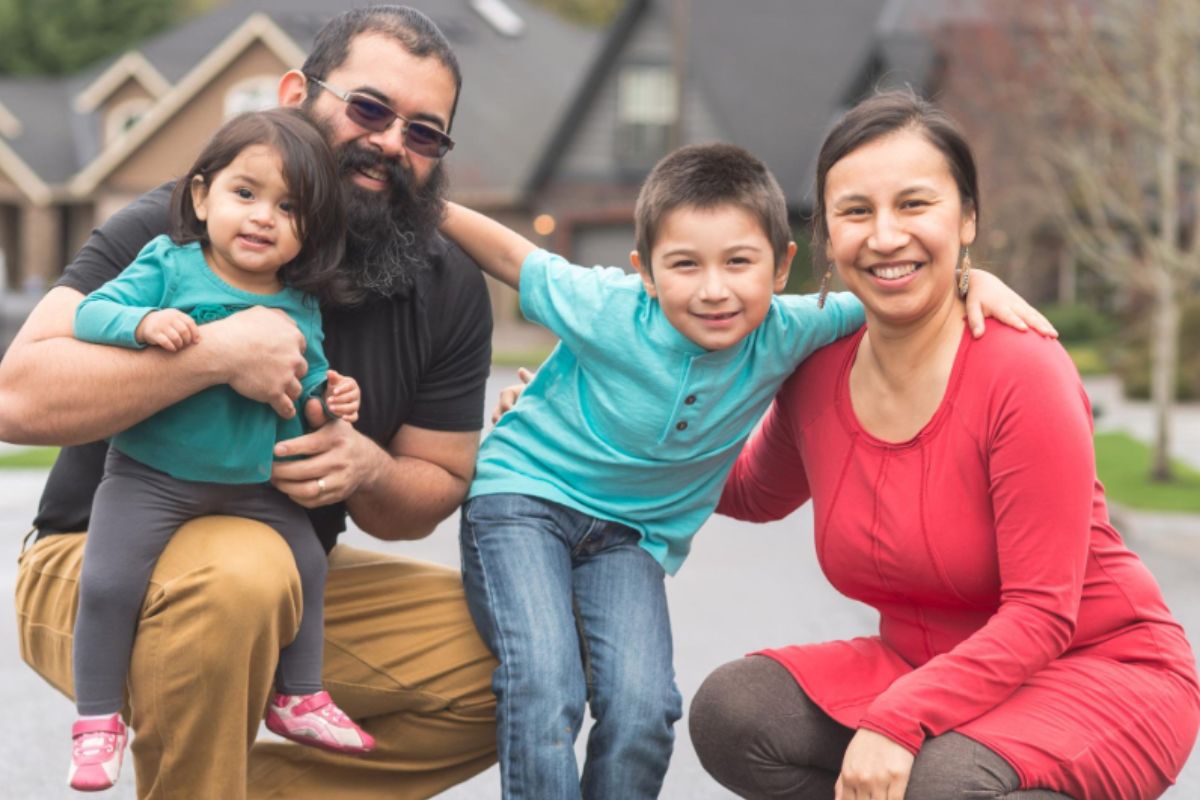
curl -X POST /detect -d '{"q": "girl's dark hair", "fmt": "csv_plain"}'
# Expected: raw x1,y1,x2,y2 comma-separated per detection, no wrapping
812,88,979,263
169,107,347,305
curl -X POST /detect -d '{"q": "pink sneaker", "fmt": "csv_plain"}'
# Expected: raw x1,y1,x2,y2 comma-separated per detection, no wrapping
68,713,127,792
265,690,375,754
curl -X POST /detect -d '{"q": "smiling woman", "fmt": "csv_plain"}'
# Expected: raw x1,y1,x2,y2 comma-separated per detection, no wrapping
689,90,1200,800
823,129,974,338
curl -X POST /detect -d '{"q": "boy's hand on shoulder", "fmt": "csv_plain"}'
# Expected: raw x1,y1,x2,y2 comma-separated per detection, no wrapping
323,369,360,423
964,269,1058,339
135,309,200,352
491,366,535,424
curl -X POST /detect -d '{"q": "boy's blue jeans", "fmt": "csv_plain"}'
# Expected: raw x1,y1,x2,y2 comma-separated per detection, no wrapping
460,493,682,799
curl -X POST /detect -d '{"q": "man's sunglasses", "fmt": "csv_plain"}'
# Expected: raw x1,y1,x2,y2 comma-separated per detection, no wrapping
307,77,455,158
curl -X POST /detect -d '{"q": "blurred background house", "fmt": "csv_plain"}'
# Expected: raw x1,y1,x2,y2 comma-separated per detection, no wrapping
1,0,1197,477
0,0,969,356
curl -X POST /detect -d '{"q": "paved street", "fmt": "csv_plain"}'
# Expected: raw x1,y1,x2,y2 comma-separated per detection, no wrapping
2,367,1199,798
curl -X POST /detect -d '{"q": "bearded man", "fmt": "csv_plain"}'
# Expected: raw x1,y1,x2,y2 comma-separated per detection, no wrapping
0,7,498,799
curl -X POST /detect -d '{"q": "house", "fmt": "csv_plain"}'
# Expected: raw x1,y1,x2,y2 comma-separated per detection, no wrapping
0,0,955,352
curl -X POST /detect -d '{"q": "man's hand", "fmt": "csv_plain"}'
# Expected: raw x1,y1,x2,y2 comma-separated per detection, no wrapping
323,369,360,423
204,306,308,419
270,398,380,507
491,366,535,424
835,729,915,800
135,309,200,351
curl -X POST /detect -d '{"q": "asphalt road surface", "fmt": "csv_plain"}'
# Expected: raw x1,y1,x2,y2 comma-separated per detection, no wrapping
2,367,1197,798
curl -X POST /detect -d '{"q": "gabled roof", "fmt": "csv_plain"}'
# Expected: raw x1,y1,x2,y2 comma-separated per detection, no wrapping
687,0,885,207
0,0,610,206
0,76,74,197
528,0,887,208
70,11,305,195
441,0,611,203
0,0,967,210
72,52,171,114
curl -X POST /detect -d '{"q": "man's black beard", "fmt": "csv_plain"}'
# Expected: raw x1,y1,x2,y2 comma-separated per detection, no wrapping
333,141,448,306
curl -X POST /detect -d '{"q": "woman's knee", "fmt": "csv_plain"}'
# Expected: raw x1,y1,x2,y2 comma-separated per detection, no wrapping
908,732,1019,799
689,658,783,777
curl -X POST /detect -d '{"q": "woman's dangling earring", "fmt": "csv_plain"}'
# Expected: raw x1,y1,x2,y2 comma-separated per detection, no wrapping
817,266,833,309
957,247,972,299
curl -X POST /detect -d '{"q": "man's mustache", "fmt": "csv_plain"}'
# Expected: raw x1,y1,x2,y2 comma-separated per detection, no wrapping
336,144,410,192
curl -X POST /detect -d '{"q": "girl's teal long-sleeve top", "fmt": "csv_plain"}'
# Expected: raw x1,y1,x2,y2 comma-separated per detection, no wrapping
74,235,328,483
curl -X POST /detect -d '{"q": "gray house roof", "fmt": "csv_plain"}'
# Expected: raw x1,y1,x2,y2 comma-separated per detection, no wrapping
527,0,947,210
0,76,77,185
0,0,962,208
0,0,610,204
688,0,886,207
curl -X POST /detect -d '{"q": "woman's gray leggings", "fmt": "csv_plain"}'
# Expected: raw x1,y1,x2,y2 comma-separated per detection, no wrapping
689,655,1073,799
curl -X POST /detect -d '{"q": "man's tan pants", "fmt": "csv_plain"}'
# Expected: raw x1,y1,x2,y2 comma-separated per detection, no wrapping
16,517,498,799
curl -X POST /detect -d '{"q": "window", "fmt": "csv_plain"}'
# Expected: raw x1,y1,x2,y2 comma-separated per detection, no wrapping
616,64,677,171
224,76,278,118
104,98,152,144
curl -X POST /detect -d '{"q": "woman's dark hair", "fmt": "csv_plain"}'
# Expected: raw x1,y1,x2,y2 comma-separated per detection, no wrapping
169,107,347,305
812,88,979,266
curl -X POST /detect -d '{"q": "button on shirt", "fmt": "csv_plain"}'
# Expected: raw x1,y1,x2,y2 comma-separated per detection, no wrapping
469,249,864,574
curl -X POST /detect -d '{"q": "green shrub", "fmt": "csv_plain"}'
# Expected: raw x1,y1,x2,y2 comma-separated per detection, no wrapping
1043,303,1116,345
1116,297,1200,401
1066,345,1109,376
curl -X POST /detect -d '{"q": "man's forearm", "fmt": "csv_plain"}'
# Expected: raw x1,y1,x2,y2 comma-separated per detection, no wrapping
0,289,222,445
345,442,470,540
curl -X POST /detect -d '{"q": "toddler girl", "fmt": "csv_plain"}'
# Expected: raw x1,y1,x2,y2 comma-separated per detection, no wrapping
66,108,373,792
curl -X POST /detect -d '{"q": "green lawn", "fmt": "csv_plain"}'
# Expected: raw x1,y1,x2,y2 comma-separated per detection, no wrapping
1094,432,1200,513
4,433,1199,516
1065,344,1109,376
0,446,59,469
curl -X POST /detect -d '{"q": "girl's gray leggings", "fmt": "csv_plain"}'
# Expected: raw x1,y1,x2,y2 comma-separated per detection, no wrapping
72,447,327,715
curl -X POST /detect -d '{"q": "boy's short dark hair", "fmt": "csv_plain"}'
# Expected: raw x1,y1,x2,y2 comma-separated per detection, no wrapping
170,108,347,305
634,143,791,273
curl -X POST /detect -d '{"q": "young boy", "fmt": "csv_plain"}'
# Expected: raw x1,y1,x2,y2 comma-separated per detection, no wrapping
441,142,1040,799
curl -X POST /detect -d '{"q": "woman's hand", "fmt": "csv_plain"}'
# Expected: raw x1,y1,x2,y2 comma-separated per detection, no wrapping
835,729,915,800
965,269,1057,339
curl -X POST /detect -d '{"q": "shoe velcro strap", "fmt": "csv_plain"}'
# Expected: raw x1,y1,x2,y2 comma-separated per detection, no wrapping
73,717,125,737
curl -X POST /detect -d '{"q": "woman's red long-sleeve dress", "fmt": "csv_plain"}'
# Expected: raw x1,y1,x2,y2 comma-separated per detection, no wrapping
718,321,1200,799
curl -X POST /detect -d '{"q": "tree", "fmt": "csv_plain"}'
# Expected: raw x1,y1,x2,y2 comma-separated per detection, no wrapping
528,0,623,27
0,0,197,76
943,0,1200,482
